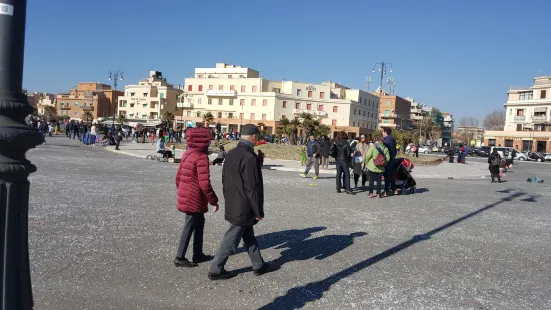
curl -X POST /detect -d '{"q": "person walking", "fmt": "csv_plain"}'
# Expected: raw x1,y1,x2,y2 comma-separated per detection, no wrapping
90,123,97,146
65,122,71,138
115,128,123,150
488,149,502,183
208,124,273,280
319,135,331,170
332,131,354,195
300,133,321,179
353,135,369,188
365,136,391,198
382,128,398,196
174,127,219,268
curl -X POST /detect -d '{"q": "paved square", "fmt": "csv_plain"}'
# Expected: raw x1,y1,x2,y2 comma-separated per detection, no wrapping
29,138,551,309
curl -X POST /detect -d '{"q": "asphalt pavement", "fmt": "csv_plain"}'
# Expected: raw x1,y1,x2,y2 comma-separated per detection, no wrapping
28,136,551,309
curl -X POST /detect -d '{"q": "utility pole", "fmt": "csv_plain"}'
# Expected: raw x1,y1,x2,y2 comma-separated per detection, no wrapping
0,1,38,309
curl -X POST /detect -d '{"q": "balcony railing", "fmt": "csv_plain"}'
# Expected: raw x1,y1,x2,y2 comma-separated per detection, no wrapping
379,123,397,128
532,115,547,121
82,105,94,110
513,115,526,121
381,113,397,119
59,106,70,110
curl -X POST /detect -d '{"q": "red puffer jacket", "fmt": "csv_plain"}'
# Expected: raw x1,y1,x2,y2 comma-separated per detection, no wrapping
176,127,218,213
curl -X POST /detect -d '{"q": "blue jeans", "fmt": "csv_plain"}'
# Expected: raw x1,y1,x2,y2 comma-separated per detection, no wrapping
335,160,350,191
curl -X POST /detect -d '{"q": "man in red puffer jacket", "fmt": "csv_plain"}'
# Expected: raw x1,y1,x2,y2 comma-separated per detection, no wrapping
174,127,219,268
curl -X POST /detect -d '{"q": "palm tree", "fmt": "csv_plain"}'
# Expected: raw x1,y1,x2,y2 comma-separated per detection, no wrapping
415,118,441,144
257,122,268,136
278,116,299,145
316,124,331,137
161,111,175,128
43,106,57,121
299,112,318,138
82,110,93,122
117,114,128,126
202,112,214,127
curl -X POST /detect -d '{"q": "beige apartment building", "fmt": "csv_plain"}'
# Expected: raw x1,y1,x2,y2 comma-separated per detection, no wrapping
179,63,380,138
484,76,551,152
27,92,56,114
56,83,122,121
117,71,183,127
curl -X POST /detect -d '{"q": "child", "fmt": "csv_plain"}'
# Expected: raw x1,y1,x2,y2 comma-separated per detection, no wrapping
300,146,307,166
212,146,226,165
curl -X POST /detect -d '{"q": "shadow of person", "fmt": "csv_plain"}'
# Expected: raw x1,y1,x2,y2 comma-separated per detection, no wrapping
234,226,327,254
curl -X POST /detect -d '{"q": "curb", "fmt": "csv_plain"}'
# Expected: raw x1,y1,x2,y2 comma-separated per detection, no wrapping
104,147,146,159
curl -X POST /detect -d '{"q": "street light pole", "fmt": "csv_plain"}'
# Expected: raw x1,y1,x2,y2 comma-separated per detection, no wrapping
372,61,392,130
108,69,124,126
0,1,40,309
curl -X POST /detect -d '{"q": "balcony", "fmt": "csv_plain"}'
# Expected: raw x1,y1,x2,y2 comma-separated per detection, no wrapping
532,115,547,121
204,90,236,97
59,106,70,110
177,102,193,108
379,123,397,128
381,113,397,119
82,105,94,110
315,111,327,117
293,109,304,114
513,115,526,121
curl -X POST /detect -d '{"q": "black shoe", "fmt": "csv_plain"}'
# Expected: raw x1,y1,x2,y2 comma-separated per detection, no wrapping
345,190,356,195
208,269,235,280
337,189,342,193
253,264,277,276
174,257,198,268
193,254,213,264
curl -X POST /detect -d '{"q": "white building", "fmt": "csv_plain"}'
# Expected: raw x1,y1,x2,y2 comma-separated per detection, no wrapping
180,63,380,137
117,71,182,126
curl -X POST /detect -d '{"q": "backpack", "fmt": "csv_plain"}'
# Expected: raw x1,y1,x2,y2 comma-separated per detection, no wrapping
373,145,387,167
491,155,501,167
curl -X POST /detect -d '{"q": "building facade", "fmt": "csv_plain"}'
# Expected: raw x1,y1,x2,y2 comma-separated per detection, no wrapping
179,63,380,138
56,83,122,121
374,93,412,130
484,76,551,152
442,112,454,146
27,92,56,114
117,71,183,127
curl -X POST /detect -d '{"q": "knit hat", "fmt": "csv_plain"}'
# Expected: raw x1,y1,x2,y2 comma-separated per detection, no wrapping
241,124,259,136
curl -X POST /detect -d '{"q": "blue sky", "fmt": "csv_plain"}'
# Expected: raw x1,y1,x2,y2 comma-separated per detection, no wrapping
23,0,551,120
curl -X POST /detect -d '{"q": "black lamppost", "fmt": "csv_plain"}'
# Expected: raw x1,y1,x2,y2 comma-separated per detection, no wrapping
372,61,393,129
0,1,41,309
108,69,124,125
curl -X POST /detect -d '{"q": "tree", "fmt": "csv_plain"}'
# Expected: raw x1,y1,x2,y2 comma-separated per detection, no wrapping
161,111,175,128
257,122,268,136
117,114,128,126
415,117,441,144
299,112,318,138
81,110,93,122
202,112,214,127
316,124,331,137
277,116,299,145
459,116,479,128
43,106,57,121
483,110,505,131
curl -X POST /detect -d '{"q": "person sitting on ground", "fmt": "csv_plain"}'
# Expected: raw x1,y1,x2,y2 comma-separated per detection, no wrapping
156,137,172,159
212,146,227,165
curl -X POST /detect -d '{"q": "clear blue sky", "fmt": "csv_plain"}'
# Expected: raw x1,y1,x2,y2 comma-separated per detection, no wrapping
23,0,551,120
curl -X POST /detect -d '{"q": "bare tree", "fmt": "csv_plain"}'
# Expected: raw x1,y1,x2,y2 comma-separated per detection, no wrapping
458,116,479,128
483,110,506,130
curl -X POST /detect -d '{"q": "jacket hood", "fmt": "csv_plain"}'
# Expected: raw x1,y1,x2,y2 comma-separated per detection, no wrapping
186,127,211,150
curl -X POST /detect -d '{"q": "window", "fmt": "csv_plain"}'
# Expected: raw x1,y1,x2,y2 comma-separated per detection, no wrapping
516,124,522,131
228,75,232,78
208,99,212,105
74,102,78,106
251,99,256,106
74,112,77,116
263,99,267,106
385,110,390,115
197,98,202,105
318,105,324,111
196,111,201,117
332,119,337,126
308,91,313,98
229,99,234,105
252,86,258,92
198,75,203,78
519,92,533,100
542,90,547,99
295,102,301,109
218,99,223,105
240,113,244,119
363,111,366,116
262,114,266,121
354,108,356,115
352,121,355,127
187,111,191,116
209,85,214,90
228,113,233,118
333,106,338,112
488,139,496,147
386,100,391,106
297,89,302,96
516,109,524,116
320,92,325,99
198,85,203,91
219,85,224,90
130,92,135,96
188,85,192,91
217,112,222,118
307,104,312,110
283,101,287,108
505,139,514,147
160,93,164,99
143,92,148,97
241,86,246,92
522,140,530,152
142,104,147,108
240,99,245,106
384,120,389,124
230,85,235,91
250,113,255,120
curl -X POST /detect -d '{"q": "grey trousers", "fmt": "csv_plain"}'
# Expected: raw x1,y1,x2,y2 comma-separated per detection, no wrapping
176,213,205,260
304,156,319,176
210,224,264,274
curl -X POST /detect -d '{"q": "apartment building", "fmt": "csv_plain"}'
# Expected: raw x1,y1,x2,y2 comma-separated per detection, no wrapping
117,71,183,127
373,92,412,130
442,112,454,146
179,63,380,138
27,92,56,114
56,83,122,121
484,76,551,152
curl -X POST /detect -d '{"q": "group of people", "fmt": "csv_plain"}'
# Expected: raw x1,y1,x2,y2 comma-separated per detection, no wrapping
174,124,272,280
299,128,399,198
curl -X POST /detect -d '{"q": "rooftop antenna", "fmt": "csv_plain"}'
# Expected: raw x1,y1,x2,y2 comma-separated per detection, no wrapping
387,77,395,95
365,76,371,92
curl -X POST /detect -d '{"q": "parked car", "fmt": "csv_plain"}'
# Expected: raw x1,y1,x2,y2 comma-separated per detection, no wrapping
476,146,491,157
418,145,432,154
526,151,546,162
544,153,551,161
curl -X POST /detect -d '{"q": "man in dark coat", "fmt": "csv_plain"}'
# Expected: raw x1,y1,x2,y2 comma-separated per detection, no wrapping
208,124,273,280
382,128,397,196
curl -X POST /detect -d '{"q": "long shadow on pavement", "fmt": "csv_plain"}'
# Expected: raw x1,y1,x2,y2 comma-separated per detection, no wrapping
258,189,532,309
